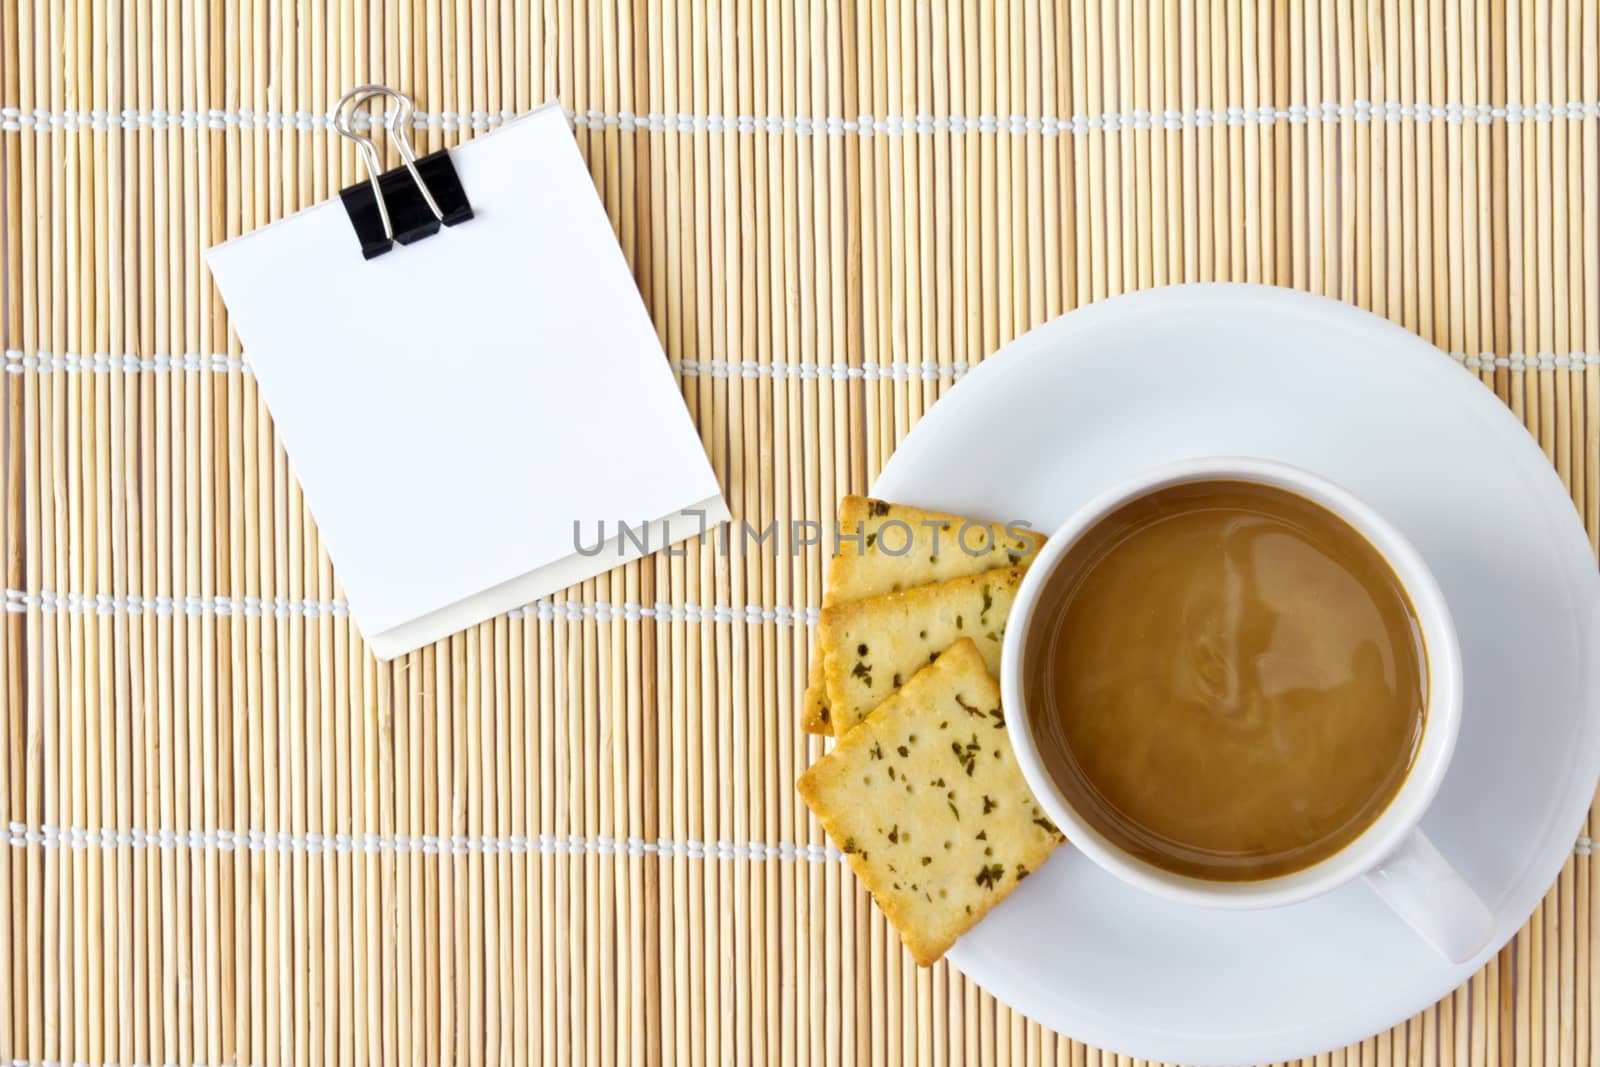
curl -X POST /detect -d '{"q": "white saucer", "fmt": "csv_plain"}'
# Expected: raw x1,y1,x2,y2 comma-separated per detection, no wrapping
871,285,1600,1066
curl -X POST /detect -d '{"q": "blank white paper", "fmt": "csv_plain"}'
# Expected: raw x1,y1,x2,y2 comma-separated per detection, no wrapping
207,103,728,659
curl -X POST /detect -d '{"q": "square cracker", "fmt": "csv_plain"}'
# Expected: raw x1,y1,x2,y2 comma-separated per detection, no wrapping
797,638,1063,966
827,496,1045,603
818,566,1025,736
802,498,1043,737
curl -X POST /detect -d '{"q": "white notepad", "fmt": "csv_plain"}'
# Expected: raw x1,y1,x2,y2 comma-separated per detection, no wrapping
207,102,728,660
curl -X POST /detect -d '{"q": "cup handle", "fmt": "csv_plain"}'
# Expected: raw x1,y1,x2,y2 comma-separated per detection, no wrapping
1363,830,1495,964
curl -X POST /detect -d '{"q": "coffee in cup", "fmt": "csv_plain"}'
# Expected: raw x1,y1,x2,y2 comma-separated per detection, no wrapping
1021,478,1426,881
1001,458,1494,962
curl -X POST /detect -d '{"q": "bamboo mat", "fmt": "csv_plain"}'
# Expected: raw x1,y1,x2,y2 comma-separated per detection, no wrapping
1,1,1598,1065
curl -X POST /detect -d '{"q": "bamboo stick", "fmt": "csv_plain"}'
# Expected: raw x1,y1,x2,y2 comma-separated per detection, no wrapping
12,1,40,1063
0,0,20,1039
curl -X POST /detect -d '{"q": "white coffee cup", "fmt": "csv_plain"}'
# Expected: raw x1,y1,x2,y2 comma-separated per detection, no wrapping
1000,456,1495,964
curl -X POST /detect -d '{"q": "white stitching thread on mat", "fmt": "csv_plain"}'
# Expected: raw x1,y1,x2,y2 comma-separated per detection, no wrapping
2,350,250,374
2,822,845,863
3,100,1600,135
0,349,977,381
8,347,1600,379
3,588,822,627
3,822,1591,862
677,358,972,381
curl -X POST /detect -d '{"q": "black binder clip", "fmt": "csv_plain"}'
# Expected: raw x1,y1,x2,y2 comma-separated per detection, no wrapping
333,84,474,260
